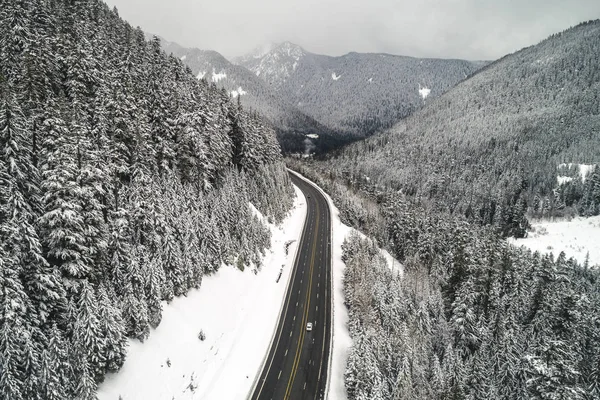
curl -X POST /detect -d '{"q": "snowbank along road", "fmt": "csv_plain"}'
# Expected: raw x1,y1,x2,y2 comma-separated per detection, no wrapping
250,172,332,400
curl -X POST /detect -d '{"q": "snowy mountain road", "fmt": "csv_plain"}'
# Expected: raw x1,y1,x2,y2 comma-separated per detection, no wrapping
250,172,332,400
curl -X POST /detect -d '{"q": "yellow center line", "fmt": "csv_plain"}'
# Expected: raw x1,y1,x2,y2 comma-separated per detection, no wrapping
284,197,320,399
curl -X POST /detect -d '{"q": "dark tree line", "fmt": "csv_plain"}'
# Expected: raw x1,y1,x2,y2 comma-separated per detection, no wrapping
0,0,293,399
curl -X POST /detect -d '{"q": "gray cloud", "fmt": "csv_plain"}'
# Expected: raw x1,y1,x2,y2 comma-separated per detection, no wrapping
105,0,600,60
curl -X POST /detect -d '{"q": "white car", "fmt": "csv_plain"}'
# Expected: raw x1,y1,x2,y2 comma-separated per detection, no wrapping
306,322,313,331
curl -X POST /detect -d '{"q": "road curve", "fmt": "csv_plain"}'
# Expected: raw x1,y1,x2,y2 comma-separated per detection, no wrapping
250,171,332,400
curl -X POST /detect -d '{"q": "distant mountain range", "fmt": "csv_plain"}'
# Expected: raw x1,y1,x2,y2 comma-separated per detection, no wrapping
157,36,486,153
155,37,341,154
233,42,486,137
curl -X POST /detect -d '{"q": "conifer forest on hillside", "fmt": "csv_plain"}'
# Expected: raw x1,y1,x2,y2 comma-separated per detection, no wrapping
0,1,293,398
1,0,600,399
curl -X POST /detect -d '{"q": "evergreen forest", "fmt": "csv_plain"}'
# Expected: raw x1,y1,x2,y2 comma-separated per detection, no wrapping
0,0,293,398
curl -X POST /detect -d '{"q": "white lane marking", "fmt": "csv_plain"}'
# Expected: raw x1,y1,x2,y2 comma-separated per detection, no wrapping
296,301,298,307
285,349,288,356
289,331,292,337
293,315,296,321
316,306,318,311
303,382,307,390
278,370,282,380
317,293,319,299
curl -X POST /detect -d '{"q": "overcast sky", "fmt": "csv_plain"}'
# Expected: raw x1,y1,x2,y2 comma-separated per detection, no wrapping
105,0,600,60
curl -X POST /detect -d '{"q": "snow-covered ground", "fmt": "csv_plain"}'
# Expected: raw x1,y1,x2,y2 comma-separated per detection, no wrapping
211,69,227,83
97,186,307,400
230,86,247,97
98,171,401,400
508,215,600,267
557,163,596,182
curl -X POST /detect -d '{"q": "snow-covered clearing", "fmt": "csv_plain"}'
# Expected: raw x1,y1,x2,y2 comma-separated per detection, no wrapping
97,186,307,400
196,70,207,80
211,69,227,83
508,215,600,267
557,176,573,185
557,163,597,182
331,72,341,81
306,134,319,139
289,170,401,400
180,55,187,61
419,85,431,100
230,86,247,98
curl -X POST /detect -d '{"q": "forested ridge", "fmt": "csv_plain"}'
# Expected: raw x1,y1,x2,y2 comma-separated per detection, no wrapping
291,150,600,400
0,0,294,399
322,20,600,236
288,19,600,400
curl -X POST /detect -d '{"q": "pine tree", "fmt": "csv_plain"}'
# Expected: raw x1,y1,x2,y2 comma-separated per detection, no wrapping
96,284,128,373
71,281,104,381
38,324,69,400
0,256,36,400
39,110,93,293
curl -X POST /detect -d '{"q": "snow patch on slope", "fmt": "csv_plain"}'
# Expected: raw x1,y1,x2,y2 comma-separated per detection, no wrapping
180,55,187,61
306,134,319,139
196,70,207,80
231,87,247,98
211,69,227,83
98,187,307,400
557,176,573,185
419,86,431,100
558,163,597,183
332,72,341,81
508,215,600,267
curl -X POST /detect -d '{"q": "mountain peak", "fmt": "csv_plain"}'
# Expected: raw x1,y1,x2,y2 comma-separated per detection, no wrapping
233,41,306,64
233,41,307,87
273,41,305,56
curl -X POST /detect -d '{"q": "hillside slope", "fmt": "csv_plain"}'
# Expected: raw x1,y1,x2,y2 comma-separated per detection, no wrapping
0,1,294,399
235,42,485,136
323,20,600,236
290,21,600,400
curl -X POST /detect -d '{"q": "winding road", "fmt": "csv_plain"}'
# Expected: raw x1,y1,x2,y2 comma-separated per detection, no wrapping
250,171,332,400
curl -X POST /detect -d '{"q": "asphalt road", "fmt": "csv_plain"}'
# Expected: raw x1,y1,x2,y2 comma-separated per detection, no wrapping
250,172,332,400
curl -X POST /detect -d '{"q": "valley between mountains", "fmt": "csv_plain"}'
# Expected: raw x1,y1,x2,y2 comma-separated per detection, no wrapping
1,1,600,399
